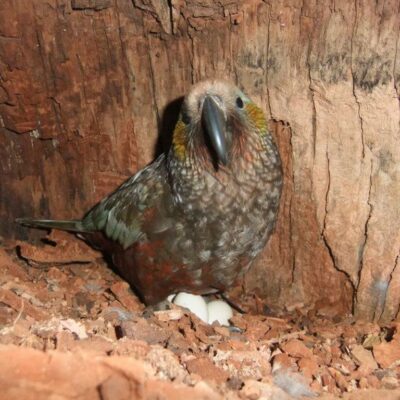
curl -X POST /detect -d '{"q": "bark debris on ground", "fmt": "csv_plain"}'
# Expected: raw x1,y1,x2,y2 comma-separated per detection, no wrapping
0,231,399,399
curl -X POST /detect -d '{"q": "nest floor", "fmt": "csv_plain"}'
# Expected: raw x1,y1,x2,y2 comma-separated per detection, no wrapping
0,231,399,400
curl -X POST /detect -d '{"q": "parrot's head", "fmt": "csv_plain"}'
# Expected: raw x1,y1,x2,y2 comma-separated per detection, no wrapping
171,80,268,168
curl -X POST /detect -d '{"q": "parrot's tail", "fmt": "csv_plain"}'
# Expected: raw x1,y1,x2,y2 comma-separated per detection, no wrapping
16,218,89,233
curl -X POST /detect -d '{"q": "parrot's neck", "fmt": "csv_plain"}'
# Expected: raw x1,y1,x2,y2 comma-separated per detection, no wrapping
167,131,282,215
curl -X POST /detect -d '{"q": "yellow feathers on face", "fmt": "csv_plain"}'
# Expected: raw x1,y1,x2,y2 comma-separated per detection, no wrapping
245,103,267,135
172,119,187,160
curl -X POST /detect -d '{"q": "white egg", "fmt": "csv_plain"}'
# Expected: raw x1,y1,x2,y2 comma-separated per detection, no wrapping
173,292,209,323
207,300,233,326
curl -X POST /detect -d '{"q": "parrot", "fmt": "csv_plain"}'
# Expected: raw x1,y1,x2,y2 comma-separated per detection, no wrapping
17,80,283,306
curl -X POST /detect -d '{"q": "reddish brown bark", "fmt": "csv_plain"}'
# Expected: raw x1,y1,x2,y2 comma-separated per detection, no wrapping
1,0,399,321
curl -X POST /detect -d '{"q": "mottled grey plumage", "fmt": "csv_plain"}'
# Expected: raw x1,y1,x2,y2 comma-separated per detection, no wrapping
17,80,283,305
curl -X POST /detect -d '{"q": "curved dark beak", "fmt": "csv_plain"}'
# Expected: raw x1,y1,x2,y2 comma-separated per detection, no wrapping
202,95,229,165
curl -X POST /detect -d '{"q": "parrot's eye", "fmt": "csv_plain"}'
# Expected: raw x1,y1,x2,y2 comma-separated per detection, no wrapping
236,97,244,109
181,111,191,125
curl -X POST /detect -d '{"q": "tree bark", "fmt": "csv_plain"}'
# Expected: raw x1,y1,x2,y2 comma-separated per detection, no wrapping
1,0,399,322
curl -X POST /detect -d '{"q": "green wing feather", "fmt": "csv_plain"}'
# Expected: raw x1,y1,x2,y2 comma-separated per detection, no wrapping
83,155,169,249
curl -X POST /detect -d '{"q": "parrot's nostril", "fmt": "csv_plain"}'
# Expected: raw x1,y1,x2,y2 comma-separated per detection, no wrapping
199,94,223,111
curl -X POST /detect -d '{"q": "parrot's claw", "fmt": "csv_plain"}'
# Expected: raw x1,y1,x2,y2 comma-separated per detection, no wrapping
142,299,173,319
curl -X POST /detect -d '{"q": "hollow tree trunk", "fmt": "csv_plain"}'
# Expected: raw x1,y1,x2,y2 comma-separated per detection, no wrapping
0,0,399,322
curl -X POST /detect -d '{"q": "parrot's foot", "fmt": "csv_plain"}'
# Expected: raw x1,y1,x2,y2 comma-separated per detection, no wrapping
219,293,246,314
142,298,173,318
227,325,243,334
